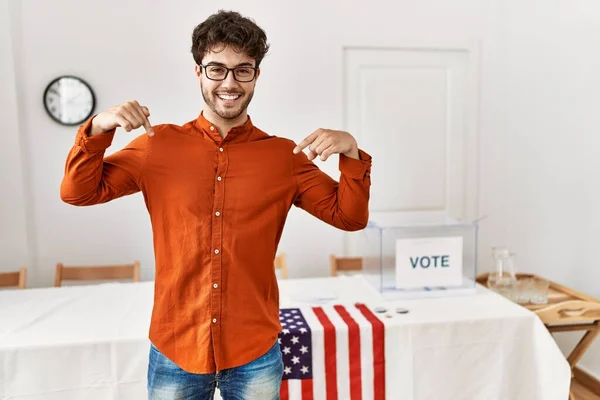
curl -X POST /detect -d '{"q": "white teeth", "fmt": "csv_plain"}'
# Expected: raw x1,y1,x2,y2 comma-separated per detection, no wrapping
218,94,240,100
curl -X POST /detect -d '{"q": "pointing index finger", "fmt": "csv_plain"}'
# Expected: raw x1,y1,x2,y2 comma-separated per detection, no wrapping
293,130,319,154
137,106,153,136
143,116,154,137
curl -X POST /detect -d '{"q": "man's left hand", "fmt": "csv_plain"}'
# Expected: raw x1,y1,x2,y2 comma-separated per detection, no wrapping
293,129,359,161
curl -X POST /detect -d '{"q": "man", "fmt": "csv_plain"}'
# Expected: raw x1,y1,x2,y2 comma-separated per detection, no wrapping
61,10,371,400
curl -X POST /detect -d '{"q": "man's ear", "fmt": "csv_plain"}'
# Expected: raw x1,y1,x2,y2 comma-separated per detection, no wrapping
194,64,201,78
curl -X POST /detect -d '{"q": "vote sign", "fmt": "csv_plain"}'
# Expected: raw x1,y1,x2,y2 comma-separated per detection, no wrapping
395,236,463,289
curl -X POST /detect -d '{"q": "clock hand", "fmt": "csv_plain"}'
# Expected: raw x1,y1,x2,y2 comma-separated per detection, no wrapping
67,93,84,104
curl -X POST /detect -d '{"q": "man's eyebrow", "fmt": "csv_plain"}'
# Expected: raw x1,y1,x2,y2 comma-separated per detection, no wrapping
205,61,255,67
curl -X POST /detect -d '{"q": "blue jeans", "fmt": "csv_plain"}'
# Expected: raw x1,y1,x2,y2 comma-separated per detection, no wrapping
147,341,283,399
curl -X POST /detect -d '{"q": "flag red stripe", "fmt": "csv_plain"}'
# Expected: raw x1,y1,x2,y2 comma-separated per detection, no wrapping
356,303,386,400
302,378,314,400
334,305,362,400
313,307,338,400
280,379,289,400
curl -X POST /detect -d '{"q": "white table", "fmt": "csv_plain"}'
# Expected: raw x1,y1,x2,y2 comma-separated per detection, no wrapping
378,287,571,400
0,275,570,399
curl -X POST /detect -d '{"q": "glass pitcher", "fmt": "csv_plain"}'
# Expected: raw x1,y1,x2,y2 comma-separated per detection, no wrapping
487,247,518,300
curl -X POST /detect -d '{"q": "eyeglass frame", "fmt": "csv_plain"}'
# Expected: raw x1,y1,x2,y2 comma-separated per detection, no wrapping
198,63,258,82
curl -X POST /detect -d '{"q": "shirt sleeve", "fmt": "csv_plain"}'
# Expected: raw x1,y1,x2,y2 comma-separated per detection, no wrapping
293,149,372,231
60,117,148,206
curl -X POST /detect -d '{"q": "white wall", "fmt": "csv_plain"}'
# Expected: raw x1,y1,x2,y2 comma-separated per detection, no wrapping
3,0,600,378
0,0,30,274
478,0,600,380
4,0,487,287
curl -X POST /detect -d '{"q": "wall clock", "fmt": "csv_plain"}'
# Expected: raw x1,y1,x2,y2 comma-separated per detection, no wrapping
43,75,95,126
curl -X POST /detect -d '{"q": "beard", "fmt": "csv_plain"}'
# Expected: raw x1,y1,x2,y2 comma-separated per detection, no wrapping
201,82,254,120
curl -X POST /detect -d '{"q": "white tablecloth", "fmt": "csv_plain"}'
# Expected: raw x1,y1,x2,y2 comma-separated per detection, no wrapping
0,275,570,400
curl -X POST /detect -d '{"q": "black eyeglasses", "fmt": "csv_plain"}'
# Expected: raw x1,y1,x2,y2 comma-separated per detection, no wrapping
199,64,258,82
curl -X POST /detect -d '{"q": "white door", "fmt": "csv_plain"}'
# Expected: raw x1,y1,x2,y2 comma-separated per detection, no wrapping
343,46,479,254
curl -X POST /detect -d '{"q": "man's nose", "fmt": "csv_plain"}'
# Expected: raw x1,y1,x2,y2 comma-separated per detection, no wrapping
221,70,238,88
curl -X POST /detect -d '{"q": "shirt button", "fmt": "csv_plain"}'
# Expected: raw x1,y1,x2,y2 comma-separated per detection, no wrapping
210,126,215,131
217,176,222,181
219,147,224,152
214,249,220,254
215,211,220,217
213,283,218,288
212,318,217,323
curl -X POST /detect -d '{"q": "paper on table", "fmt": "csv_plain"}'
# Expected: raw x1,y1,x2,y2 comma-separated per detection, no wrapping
288,294,338,305
286,285,338,305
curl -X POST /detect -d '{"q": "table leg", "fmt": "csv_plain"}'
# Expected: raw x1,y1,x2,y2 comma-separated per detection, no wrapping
547,321,599,399
566,321,599,369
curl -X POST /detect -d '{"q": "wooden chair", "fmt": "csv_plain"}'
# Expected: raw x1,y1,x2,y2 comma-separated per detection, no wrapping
329,255,363,277
54,261,140,287
0,267,27,289
274,253,288,279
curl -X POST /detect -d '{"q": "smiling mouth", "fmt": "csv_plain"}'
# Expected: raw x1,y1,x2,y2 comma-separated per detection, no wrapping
217,93,241,101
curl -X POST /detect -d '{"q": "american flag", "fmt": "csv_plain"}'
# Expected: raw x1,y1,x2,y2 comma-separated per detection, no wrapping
278,304,385,400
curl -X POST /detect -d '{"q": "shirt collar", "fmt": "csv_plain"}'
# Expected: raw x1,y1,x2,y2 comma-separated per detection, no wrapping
195,111,255,143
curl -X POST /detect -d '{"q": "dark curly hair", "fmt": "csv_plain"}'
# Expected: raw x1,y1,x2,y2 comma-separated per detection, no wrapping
191,10,270,68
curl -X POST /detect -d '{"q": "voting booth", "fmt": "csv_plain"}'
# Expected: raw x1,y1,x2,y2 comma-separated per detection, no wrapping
353,215,478,300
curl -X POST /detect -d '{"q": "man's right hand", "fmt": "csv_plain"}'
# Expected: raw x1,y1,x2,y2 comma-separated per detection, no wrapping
90,100,154,137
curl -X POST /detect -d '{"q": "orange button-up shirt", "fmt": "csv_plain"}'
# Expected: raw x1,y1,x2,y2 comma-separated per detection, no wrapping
60,113,372,373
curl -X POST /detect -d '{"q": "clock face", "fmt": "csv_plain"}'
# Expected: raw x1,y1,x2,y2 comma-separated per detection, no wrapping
43,76,95,126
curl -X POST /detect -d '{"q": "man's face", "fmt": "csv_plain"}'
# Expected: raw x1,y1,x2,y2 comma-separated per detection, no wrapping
195,45,260,120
